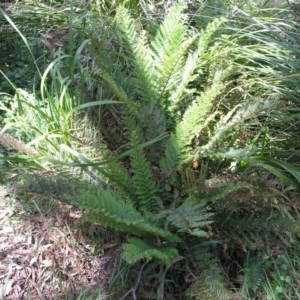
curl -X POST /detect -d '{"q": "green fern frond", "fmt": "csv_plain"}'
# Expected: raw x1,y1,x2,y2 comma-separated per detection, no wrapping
123,113,159,212
176,69,228,162
187,280,219,300
217,211,295,254
201,98,282,154
197,17,227,58
92,69,139,117
153,33,198,107
123,237,178,267
21,172,78,199
241,251,266,294
162,197,214,238
116,7,157,104
103,158,136,200
208,146,256,162
151,3,191,107
170,17,226,111
183,97,282,166
200,268,230,300
130,133,159,212
73,186,179,242
159,133,180,172
151,2,187,64
136,105,167,162
190,244,230,300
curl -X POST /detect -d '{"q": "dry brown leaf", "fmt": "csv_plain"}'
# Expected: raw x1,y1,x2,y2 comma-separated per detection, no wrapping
24,266,32,280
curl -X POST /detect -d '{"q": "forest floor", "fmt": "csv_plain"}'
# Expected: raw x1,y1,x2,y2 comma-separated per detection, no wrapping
0,185,119,299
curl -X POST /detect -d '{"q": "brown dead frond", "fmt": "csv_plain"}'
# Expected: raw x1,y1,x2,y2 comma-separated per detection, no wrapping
0,134,40,156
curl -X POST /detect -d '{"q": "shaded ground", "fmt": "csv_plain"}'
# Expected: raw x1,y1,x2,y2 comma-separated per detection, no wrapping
0,186,120,299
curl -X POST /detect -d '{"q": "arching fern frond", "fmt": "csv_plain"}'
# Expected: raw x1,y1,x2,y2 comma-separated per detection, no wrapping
170,17,226,111
130,130,159,212
123,113,159,212
123,237,178,267
151,2,191,107
175,69,228,162
204,181,249,204
188,243,230,300
240,251,266,295
102,158,136,201
92,69,139,117
200,98,282,155
157,197,214,238
73,185,179,242
115,7,157,105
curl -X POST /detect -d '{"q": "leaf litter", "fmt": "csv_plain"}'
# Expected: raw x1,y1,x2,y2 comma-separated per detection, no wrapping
0,187,120,299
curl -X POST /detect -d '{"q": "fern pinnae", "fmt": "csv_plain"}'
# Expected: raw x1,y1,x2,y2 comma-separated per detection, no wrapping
151,4,197,108
189,243,230,300
175,70,227,163
162,197,215,238
116,8,157,104
196,17,227,58
130,131,159,212
103,158,136,200
115,7,139,60
122,113,159,212
123,237,179,267
170,17,226,112
200,97,282,155
241,252,265,295
159,133,181,173
156,35,199,108
151,2,187,62
134,32,157,103
93,69,139,117
169,52,199,111
73,186,179,242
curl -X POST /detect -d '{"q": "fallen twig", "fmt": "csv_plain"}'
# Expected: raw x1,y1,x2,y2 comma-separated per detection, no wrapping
119,262,147,300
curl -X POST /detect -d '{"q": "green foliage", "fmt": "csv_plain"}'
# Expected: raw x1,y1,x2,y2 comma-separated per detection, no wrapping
0,40,42,93
240,251,266,296
2,0,300,299
157,197,215,238
125,114,159,212
74,185,179,242
249,156,300,191
263,242,300,300
123,237,178,267
188,243,230,300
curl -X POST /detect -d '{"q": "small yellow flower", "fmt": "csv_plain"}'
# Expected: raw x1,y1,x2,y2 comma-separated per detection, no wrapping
24,64,29,67
5,63,9,67
9,54,12,57
47,60,50,62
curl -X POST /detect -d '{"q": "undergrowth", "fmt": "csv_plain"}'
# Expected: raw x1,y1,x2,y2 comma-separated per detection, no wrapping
1,0,300,299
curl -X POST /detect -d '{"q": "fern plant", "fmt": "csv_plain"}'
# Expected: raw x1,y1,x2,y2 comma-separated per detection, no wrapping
2,1,300,299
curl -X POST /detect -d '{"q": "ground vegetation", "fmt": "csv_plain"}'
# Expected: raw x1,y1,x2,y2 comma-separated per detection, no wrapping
1,0,300,299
